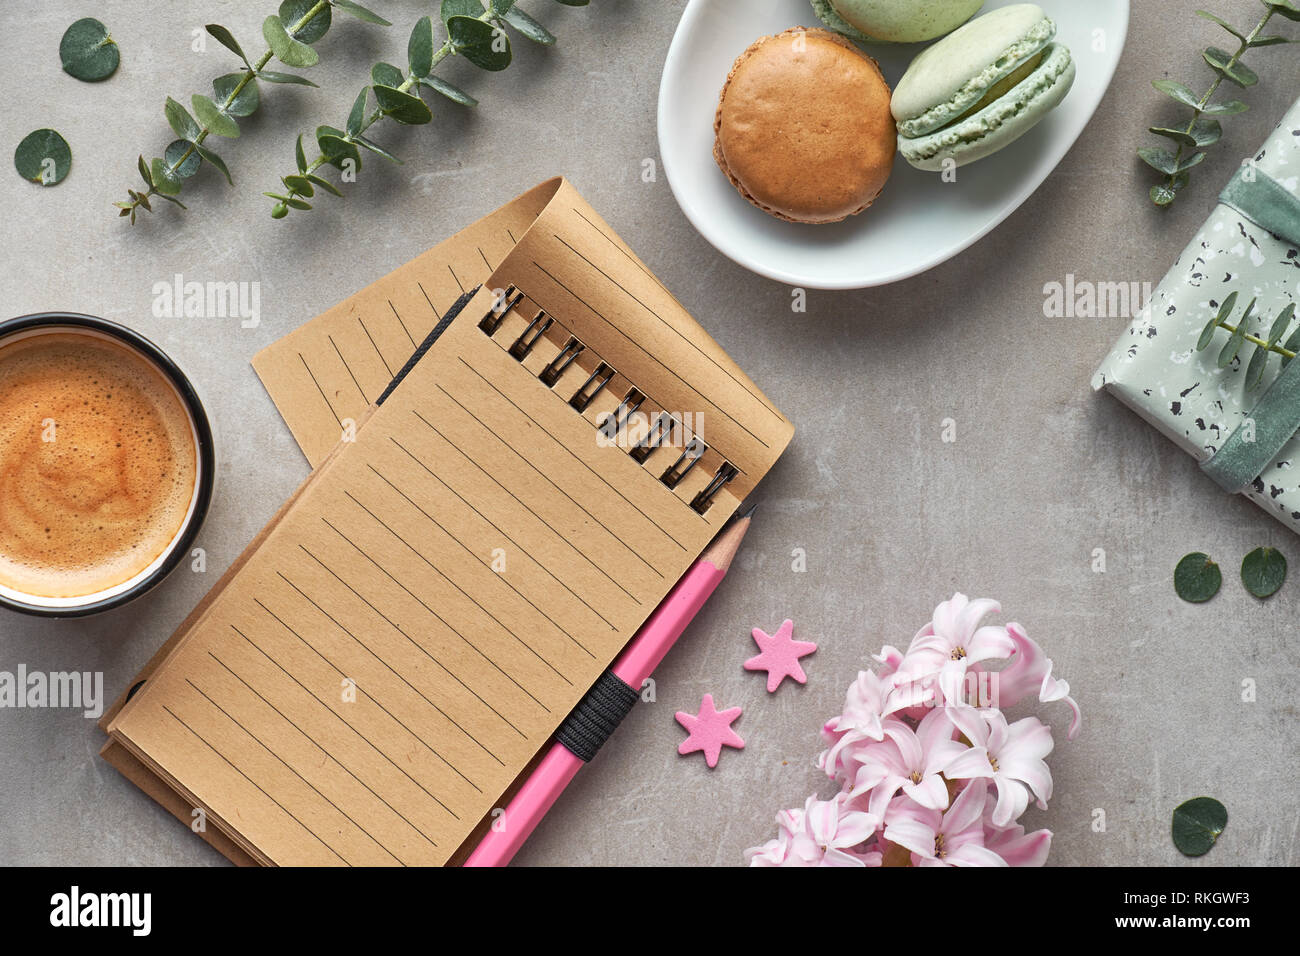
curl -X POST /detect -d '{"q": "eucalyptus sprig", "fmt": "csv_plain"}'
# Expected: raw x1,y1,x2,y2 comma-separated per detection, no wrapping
266,0,587,219
114,0,392,223
1140,1,1299,208
1195,290,1300,389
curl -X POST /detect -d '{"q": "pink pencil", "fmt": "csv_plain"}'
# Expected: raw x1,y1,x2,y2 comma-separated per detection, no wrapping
463,506,755,866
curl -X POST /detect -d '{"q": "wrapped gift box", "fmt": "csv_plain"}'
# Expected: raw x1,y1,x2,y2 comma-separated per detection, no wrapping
1093,97,1300,533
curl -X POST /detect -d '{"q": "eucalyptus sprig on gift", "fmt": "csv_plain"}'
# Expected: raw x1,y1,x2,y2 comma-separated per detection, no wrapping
114,0,393,223
265,0,586,220
1195,290,1300,389
1140,1,1299,208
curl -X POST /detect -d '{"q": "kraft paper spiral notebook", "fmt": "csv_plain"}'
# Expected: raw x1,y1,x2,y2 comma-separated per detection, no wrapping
99,177,794,865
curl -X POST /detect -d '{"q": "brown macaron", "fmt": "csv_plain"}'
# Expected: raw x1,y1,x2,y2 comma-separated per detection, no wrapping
713,27,896,225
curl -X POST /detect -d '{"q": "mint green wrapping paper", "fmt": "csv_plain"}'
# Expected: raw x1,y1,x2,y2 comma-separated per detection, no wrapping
1093,97,1300,533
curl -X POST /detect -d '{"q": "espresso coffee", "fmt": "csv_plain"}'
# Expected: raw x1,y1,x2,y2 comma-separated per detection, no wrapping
0,330,198,599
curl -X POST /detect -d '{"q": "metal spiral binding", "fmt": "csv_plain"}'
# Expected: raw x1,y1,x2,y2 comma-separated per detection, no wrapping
660,435,706,489
509,310,553,359
630,411,674,463
477,289,738,516
570,363,614,412
691,462,738,514
540,337,584,387
479,285,522,335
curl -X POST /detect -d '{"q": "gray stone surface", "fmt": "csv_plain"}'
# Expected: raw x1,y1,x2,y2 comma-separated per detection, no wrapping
1,0,1296,867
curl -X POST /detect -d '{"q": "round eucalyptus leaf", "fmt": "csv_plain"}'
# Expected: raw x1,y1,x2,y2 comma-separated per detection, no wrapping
1174,552,1221,603
1172,797,1227,857
371,62,405,88
441,0,483,25
316,125,361,168
150,156,183,196
347,87,369,135
333,1,392,26
165,97,201,141
307,173,343,197
503,6,556,45
278,0,332,44
212,73,260,117
164,139,201,179
192,93,241,138
14,129,72,186
283,174,314,197
409,16,435,77
1241,546,1286,598
373,85,432,125
448,15,512,71
257,70,318,87
421,75,477,107
206,24,250,67
263,14,319,69
193,142,232,186
60,18,119,82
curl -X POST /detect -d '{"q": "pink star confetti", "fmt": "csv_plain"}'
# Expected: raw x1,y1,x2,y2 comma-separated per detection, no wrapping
675,694,744,768
744,618,817,692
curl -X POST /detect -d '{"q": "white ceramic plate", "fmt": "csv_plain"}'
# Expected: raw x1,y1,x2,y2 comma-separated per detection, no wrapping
658,0,1129,289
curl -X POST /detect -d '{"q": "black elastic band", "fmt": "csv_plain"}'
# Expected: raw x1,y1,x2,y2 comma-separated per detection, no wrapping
375,285,479,406
555,671,640,762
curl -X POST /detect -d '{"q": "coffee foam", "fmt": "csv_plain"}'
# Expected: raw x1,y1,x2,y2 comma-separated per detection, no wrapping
0,331,198,598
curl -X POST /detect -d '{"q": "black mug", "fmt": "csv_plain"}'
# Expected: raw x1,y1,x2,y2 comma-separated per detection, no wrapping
0,312,215,617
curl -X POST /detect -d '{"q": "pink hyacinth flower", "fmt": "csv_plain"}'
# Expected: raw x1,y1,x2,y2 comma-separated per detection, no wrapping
847,707,968,817
884,778,1007,866
998,621,1082,740
818,669,891,779
980,790,1053,866
943,707,1055,826
891,594,1016,693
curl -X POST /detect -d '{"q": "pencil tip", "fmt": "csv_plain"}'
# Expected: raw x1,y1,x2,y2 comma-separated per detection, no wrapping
739,500,758,519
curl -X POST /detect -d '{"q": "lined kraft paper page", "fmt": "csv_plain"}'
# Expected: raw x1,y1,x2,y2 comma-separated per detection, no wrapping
107,179,793,865
252,178,560,469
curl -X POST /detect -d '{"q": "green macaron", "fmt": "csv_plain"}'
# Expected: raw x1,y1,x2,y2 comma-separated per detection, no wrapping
810,0,984,43
891,3,1076,171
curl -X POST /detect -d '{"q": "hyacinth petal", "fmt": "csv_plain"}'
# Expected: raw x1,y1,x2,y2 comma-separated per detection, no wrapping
942,746,995,780
967,623,1016,662
949,844,1010,866
954,598,1002,645
943,778,988,835
932,592,969,637
985,712,1011,753
834,811,880,848
916,703,955,747
991,776,1032,827
1037,661,1083,740
883,723,924,771
988,828,1053,867
1000,756,1054,805
902,772,950,810
872,644,905,677
848,761,891,798
821,847,868,867
804,797,839,844
882,818,937,859
864,776,905,821
1006,716,1055,760
945,701,989,745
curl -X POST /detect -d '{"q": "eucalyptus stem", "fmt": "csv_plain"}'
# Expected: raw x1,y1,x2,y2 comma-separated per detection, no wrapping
1139,2,1300,206
116,0,393,223
1154,8,1276,204
1217,318,1296,360
268,1,575,219
1196,292,1300,389
272,16,479,217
